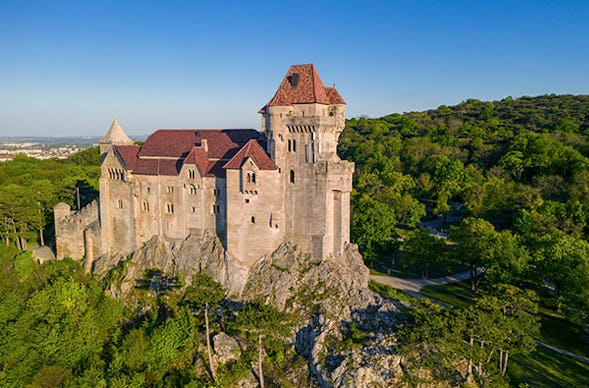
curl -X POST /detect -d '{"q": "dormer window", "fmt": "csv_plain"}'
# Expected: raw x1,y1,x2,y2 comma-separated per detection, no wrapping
287,73,299,88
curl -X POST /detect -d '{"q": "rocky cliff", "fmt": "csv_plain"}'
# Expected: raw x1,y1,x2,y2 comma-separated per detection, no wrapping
92,230,405,386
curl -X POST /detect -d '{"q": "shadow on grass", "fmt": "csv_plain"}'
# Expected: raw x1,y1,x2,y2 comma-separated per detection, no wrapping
419,281,475,309
510,346,589,387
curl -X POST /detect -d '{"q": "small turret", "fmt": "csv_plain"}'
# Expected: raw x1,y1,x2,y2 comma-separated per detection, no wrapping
99,118,134,161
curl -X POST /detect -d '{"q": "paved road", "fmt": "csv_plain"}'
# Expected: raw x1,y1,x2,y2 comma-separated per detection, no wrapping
370,269,476,294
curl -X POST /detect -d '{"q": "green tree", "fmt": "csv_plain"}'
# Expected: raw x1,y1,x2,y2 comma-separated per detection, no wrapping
183,272,225,381
234,302,293,388
351,195,397,262
401,227,448,278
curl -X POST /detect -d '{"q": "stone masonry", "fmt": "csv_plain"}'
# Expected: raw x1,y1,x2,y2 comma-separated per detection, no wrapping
53,64,354,287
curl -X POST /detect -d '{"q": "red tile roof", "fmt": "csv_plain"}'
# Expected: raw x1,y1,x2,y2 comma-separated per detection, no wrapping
325,87,346,105
133,158,184,176
138,129,259,159
113,129,274,178
183,146,209,177
259,64,345,113
224,139,278,170
114,145,140,170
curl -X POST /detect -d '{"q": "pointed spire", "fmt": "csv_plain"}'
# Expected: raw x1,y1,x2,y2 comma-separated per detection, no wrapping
99,118,134,145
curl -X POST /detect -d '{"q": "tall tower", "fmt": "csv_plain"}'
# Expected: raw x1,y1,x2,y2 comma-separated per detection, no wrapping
259,64,354,258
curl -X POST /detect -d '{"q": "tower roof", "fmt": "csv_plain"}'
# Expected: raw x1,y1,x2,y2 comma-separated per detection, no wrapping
99,119,134,145
259,64,345,113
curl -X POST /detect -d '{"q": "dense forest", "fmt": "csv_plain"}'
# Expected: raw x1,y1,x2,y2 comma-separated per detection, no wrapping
0,94,588,386
342,94,589,317
342,94,589,385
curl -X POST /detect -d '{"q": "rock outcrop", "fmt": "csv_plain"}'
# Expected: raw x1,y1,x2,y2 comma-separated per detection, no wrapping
94,231,405,386
93,229,247,298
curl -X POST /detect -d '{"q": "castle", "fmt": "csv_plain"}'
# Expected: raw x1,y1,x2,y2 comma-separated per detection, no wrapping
54,64,354,276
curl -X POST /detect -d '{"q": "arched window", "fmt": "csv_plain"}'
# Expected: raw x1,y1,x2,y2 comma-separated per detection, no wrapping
190,185,197,195
247,172,256,184
116,199,123,209
142,201,149,212
189,169,195,179
290,170,295,184
166,203,174,213
251,216,255,224
292,139,296,152
288,139,291,152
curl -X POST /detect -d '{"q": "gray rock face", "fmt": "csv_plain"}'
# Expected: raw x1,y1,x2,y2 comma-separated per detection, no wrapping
95,232,405,386
213,332,241,364
93,230,247,298
242,243,403,387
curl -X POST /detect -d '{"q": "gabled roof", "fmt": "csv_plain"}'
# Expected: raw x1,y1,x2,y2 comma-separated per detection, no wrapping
224,139,278,170
100,119,134,145
109,129,272,178
259,64,345,113
183,146,209,177
138,129,258,159
113,145,140,170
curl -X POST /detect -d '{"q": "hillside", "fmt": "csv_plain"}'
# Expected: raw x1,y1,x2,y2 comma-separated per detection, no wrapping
0,94,588,386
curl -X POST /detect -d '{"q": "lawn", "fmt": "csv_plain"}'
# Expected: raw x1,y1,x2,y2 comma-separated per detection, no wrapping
419,280,475,309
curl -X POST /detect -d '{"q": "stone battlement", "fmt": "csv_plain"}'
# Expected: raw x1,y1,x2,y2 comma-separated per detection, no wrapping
55,200,99,225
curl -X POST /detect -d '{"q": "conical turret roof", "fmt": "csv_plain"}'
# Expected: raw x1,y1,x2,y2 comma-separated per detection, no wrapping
99,118,134,145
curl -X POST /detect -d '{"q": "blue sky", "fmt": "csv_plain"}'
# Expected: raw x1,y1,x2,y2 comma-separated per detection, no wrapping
1,0,588,137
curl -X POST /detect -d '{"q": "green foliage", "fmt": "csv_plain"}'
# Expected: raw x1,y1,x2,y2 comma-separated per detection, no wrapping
351,194,398,261
400,285,540,386
183,272,226,311
0,147,100,247
400,227,449,278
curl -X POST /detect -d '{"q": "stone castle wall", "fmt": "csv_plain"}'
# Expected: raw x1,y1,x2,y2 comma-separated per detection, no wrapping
53,200,101,261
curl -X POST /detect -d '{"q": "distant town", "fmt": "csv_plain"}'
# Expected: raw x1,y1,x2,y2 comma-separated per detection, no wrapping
0,136,101,160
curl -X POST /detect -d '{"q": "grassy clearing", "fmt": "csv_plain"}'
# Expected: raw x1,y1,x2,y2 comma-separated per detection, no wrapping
419,280,475,309
510,346,589,387
536,310,589,358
